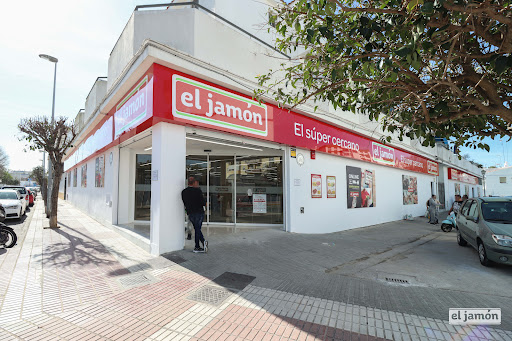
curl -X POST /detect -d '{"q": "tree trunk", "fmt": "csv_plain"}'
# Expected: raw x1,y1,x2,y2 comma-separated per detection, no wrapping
41,177,48,214
49,164,63,228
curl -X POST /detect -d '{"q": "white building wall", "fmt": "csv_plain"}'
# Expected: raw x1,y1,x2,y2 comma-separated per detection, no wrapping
84,78,108,123
65,146,118,225
485,167,512,196
286,147,436,234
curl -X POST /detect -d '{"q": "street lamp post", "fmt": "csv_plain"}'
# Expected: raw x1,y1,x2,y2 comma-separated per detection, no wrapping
481,169,486,197
39,54,58,217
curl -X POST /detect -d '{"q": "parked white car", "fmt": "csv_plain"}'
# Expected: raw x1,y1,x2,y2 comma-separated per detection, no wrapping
0,189,26,219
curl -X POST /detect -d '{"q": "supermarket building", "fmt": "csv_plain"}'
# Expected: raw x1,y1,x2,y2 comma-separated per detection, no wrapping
61,0,483,255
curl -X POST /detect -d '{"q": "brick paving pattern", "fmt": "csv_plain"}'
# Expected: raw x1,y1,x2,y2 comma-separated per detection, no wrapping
0,200,511,340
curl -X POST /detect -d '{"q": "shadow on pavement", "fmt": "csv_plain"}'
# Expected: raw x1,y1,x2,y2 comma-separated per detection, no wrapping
35,221,131,275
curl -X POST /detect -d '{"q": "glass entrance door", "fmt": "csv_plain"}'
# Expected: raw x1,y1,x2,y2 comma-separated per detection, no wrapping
209,157,235,223
185,154,283,226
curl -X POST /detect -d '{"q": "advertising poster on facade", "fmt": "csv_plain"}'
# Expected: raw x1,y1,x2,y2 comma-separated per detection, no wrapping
478,187,481,197
327,176,336,198
95,155,105,188
402,175,418,205
455,183,461,196
252,194,267,213
465,185,469,197
73,168,77,187
347,166,376,208
311,174,322,198
81,164,87,188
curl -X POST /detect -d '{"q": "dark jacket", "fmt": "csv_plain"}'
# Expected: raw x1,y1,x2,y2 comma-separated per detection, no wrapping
181,187,206,215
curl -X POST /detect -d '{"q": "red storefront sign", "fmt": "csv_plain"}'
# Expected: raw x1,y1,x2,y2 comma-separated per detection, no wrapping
114,75,153,139
65,63,439,176
448,168,479,185
271,106,436,175
172,75,270,137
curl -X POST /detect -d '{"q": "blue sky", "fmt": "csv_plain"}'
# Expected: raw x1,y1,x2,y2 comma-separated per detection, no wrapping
0,1,508,171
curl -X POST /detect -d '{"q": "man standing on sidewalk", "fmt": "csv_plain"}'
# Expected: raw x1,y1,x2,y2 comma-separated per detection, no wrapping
181,177,208,253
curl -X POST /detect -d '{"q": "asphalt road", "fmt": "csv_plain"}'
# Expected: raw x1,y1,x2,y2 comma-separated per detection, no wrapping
170,215,512,330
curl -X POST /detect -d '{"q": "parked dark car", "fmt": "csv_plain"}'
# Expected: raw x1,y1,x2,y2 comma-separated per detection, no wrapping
457,197,512,266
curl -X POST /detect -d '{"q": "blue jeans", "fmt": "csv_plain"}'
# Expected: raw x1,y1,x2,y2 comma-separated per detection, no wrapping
188,212,205,248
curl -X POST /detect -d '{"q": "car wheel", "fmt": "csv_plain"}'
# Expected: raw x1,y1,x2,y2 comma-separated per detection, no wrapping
457,230,467,246
478,242,492,267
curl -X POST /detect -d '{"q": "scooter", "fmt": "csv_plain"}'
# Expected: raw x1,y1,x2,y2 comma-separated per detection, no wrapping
441,211,457,232
0,204,17,248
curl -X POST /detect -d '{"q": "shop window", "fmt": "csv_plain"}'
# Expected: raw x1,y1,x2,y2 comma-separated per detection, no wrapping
500,177,507,183
135,154,151,221
81,164,87,187
95,155,105,188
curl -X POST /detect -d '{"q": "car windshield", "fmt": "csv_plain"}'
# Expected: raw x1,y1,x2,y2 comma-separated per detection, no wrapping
481,201,512,223
0,191,19,200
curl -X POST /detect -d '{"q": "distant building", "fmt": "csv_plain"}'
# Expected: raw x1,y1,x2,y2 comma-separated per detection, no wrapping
485,164,512,196
9,170,30,182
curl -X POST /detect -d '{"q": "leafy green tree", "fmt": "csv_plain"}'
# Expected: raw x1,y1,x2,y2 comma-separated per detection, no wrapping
257,0,512,150
0,171,20,186
30,166,47,208
19,116,76,228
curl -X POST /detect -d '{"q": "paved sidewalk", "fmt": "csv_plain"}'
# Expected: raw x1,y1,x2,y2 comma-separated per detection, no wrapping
0,200,511,340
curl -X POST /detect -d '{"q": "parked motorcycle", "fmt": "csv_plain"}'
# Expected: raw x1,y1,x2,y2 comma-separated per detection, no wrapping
441,211,457,232
0,204,17,248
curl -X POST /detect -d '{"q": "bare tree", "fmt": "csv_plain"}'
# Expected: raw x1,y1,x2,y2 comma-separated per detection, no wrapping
19,116,76,228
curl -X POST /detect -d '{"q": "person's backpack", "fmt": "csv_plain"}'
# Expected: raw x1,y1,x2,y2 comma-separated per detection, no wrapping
426,199,430,207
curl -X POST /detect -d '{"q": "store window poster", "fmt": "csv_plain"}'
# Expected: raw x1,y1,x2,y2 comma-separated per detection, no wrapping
95,155,105,188
477,187,481,197
311,174,322,198
347,166,375,208
455,183,460,196
73,168,77,187
327,176,336,198
465,185,469,196
402,175,418,205
81,164,87,188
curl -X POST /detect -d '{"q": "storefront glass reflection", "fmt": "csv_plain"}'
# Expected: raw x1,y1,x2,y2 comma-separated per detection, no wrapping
236,156,283,224
209,157,235,223
185,155,283,225
135,154,151,220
